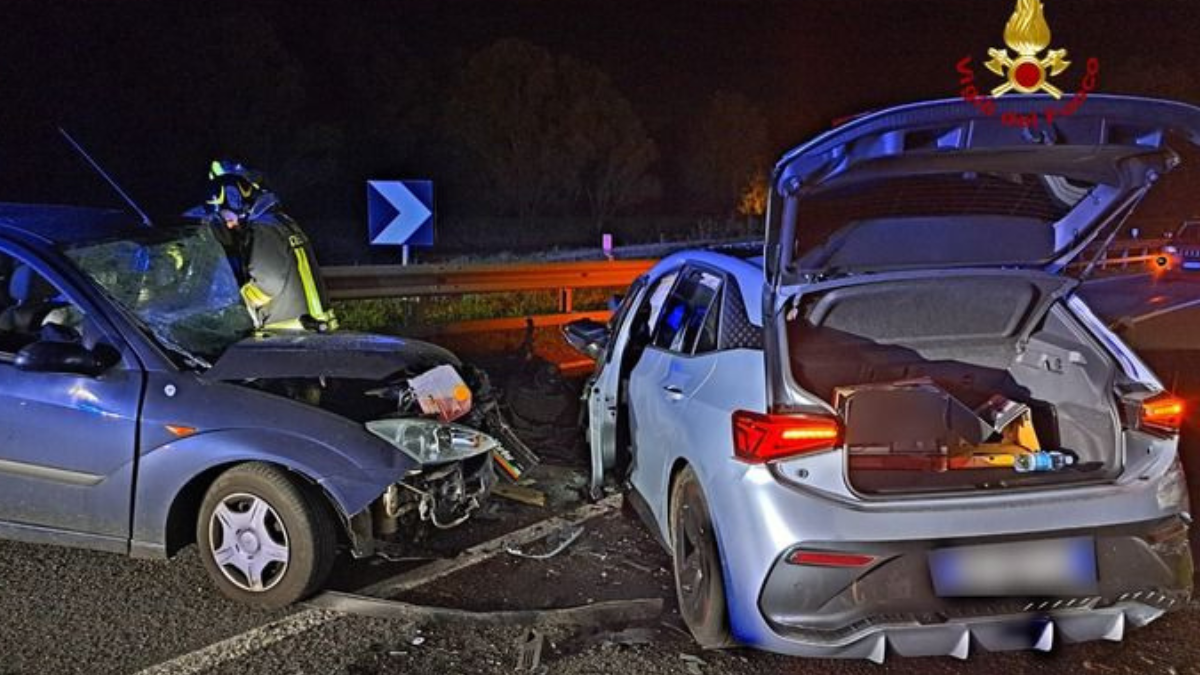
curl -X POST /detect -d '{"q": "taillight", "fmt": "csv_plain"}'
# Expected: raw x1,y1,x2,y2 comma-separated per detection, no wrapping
1141,393,1185,435
787,550,877,568
732,410,841,463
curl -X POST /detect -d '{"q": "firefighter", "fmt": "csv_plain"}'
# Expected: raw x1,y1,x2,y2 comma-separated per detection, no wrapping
205,160,337,331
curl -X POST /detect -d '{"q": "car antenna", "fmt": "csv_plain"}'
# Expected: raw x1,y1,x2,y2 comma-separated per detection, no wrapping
57,126,153,228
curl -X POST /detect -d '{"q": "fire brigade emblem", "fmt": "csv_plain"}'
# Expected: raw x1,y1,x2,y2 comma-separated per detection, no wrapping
984,0,1070,98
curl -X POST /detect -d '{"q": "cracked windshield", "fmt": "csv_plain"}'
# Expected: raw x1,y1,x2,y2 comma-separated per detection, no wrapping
65,225,252,361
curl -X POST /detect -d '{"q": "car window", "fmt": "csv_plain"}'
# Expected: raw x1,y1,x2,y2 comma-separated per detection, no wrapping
644,271,678,331
0,250,88,355
603,276,648,363
652,269,723,355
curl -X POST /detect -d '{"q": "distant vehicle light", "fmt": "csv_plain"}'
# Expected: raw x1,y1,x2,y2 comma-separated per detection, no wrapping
1164,245,1179,254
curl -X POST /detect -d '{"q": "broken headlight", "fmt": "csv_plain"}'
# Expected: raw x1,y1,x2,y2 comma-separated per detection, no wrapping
366,418,499,465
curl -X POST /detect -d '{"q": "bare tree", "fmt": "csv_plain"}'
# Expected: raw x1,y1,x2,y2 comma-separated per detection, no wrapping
682,91,769,215
444,39,569,218
556,57,659,229
444,39,658,222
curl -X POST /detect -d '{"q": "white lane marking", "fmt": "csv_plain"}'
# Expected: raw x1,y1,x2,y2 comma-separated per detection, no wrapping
1129,296,1200,325
135,493,624,675
1083,272,1151,286
134,610,335,675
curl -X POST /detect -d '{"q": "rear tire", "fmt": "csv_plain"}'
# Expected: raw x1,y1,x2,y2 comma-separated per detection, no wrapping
669,465,734,648
196,462,338,608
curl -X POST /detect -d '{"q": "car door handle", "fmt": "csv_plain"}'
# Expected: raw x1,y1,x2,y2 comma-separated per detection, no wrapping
662,384,686,400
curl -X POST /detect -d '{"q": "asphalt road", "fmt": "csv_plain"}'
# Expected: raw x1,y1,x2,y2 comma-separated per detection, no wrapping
1,274,1198,675
1079,272,1200,326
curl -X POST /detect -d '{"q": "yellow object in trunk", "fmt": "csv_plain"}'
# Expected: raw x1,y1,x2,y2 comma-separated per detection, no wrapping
1006,414,1042,451
949,443,1036,470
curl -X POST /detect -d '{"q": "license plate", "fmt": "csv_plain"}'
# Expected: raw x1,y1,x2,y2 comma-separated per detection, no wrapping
928,537,1097,597
1182,261,1200,270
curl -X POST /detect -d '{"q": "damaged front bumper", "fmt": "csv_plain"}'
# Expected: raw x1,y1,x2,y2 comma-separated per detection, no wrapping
368,418,499,529
344,419,501,557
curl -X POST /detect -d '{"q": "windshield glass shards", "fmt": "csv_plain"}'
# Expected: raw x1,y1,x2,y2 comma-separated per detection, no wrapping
65,225,253,362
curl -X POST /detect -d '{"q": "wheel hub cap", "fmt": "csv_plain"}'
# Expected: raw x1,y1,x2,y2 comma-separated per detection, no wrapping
237,530,261,555
209,493,290,593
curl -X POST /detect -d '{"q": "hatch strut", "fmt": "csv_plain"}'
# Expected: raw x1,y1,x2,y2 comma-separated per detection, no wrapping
1078,185,1151,282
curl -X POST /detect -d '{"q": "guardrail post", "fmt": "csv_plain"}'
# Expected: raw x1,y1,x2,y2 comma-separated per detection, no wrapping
559,287,574,313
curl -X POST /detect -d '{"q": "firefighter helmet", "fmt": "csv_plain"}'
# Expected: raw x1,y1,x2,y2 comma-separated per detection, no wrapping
207,160,266,216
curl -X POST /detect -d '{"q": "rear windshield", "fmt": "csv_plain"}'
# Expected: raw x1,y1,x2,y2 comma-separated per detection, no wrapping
792,172,1094,273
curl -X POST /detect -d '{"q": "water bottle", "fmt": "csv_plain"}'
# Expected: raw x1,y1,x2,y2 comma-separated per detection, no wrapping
1014,451,1076,473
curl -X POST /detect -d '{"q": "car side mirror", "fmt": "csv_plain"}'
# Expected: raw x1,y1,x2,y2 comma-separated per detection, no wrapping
563,318,610,361
14,341,116,377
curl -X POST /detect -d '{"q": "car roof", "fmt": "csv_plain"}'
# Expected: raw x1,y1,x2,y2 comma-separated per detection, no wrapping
0,202,139,246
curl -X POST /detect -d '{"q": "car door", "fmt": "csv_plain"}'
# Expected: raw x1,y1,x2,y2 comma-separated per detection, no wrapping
585,270,679,492
627,266,722,507
0,245,142,547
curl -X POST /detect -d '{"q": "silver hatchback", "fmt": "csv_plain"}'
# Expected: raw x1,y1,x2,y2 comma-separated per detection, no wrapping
567,95,1194,661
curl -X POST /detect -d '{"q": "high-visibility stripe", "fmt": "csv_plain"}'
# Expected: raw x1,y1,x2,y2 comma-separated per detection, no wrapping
263,318,306,331
292,246,330,321
207,185,226,206
240,282,271,308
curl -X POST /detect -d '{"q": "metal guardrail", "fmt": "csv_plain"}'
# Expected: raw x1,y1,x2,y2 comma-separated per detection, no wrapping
326,237,1169,307
1073,238,1171,272
325,259,656,311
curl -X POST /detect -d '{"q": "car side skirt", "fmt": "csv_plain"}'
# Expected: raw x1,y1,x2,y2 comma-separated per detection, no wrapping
0,519,127,556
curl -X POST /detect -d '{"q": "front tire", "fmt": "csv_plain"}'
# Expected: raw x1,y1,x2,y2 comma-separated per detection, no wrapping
197,463,338,608
670,465,734,648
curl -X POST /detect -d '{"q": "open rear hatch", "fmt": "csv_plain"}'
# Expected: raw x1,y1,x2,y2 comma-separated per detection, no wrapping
785,271,1122,494
764,95,1200,495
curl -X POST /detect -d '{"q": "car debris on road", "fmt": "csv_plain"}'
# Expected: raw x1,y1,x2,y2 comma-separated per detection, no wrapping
505,524,585,560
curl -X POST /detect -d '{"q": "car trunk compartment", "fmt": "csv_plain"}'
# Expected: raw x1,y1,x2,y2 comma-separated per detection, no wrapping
785,274,1122,495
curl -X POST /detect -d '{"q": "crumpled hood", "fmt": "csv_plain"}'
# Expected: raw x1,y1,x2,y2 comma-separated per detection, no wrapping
202,331,460,381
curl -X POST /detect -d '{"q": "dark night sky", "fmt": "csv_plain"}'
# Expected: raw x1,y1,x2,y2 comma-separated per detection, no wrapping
2,0,1198,244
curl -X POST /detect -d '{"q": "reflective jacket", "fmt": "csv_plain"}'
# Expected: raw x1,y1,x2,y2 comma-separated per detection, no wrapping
238,213,337,331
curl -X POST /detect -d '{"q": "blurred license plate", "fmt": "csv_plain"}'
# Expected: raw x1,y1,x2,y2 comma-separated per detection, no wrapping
1182,261,1200,269
928,537,1097,597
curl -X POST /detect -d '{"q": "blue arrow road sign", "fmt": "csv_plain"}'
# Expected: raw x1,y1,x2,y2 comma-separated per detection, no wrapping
367,180,434,247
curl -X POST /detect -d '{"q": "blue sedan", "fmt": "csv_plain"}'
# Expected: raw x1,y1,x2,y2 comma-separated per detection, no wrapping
0,204,504,606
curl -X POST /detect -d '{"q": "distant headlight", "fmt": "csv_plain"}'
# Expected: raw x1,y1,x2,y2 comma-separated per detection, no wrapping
1164,245,1179,254
366,418,499,465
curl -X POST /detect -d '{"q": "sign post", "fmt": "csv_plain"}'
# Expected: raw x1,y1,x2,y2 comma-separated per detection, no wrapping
367,180,435,265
